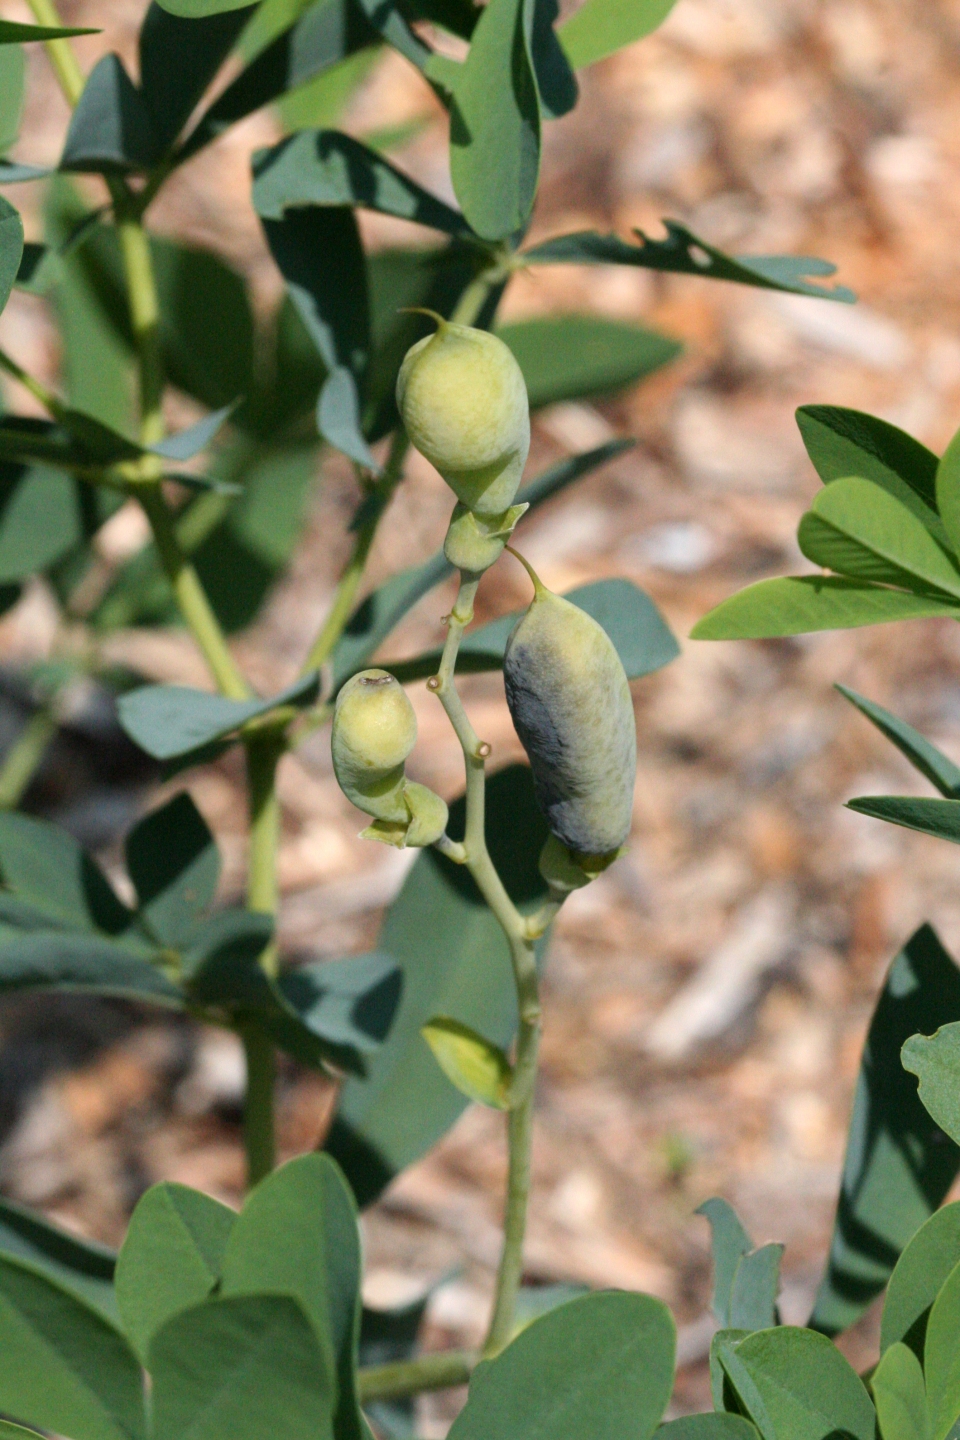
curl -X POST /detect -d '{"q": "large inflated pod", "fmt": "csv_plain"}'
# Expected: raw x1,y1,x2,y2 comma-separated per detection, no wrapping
396,314,530,518
332,669,448,848
503,554,636,870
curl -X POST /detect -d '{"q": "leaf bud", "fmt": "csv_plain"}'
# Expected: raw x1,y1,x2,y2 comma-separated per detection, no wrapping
332,669,448,848
503,554,636,867
443,500,529,575
396,315,530,517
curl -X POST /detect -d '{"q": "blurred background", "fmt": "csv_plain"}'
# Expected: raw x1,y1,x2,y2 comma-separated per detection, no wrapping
4,0,960,1428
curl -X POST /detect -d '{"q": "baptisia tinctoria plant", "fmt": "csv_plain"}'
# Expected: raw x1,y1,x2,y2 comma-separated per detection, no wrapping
4,0,950,1436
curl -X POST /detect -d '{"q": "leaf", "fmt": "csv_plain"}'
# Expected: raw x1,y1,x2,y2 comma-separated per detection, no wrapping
60,54,158,173
0,1424,45,1440
523,221,856,303
558,0,678,67
0,1253,145,1440
690,576,960,641
0,811,131,933
1,161,52,184
729,1246,783,1333
138,2,255,153
0,19,98,40
0,932,183,1007
252,128,469,233
115,1183,236,1364
117,671,319,762
718,1328,875,1440
902,1024,960,1147
126,792,220,949
0,45,24,155
326,765,548,1206
260,206,375,467
497,315,681,407
149,402,237,461
421,1016,512,1108
276,46,382,132
698,1197,753,1327
155,0,258,17
711,1329,751,1413
881,1203,960,1358
872,1342,928,1440
529,0,577,120
387,578,679,687
846,797,960,846
797,479,960,598
449,0,540,241
330,440,635,687
0,1194,116,1320
924,1259,960,1440
0,196,24,317
937,422,960,561
796,406,940,517
448,1292,675,1440
809,924,960,1336
220,1154,360,1440
657,1419,760,1440
0,466,85,581
149,1294,334,1440
836,686,960,798
275,951,403,1071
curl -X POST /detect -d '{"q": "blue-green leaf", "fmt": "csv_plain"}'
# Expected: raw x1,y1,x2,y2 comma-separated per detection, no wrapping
872,1341,928,1440
881,1202,960,1357
836,686,960,798
796,406,939,515
60,55,158,174
846,797,960,846
558,0,678,68
0,197,24,317
691,576,960,641
117,671,319,761
125,792,219,948
498,314,681,407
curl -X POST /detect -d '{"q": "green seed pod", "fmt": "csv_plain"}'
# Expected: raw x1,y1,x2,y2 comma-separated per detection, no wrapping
396,315,530,517
503,554,636,865
332,669,449,849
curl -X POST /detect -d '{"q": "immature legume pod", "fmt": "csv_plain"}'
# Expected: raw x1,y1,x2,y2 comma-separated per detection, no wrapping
396,317,530,517
503,564,636,863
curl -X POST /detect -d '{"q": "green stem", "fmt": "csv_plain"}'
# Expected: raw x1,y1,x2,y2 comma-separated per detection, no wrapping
112,201,165,447
0,707,57,809
139,485,250,700
0,346,65,419
240,1026,276,1188
357,1350,478,1403
24,0,85,105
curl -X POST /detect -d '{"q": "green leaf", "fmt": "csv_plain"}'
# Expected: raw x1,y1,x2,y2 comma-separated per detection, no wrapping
797,478,960,598
0,1194,116,1320
0,932,184,1007
449,0,540,241
253,128,469,233
0,466,86,581
261,206,375,467
448,1291,675,1440
386,578,679,687
558,0,677,67
0,196,24,317
421,1016,513,1108
729,1245,783,1333
156,0,257,18
718,1328,875,1440
846,796,960,845
149,1294,334,1440
902,1024,960,1147
809,924,960,1336
221,1154,360,1440
924,1259,960,1440
873,1342,928,1440
275,951,403,1072
60,55,158,173
937,422,960,561
882,1203,960,1357
836,686,960,798
0,19,98,40
529,0,578,120
330,440,634,687
150,403,237,462
0,1253,145,1440
524,221,856,303
698,1198,753,1327
0,811,131,933
115,1183,235,1364
326,765,548,1205
138,3,255,153
711,1328,751,1413
691,576,960,641
0,1423,45,1440
796,405,940,516
276,46,382,133
125,792,219,947
117,671,319,762
497,315,681,407
0,46,24,155
657,1419,760,1440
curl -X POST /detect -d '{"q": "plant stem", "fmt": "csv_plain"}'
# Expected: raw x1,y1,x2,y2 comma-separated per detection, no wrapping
25,0,85,105
357,1350,478,1403
240,1025,276,1188
429,574,543,1359
0,707,57,809
139,485,251,700
0,346,65,418
112,203,165,447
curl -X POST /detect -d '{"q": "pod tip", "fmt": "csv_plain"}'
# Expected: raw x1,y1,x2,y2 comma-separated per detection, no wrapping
505,545,548,598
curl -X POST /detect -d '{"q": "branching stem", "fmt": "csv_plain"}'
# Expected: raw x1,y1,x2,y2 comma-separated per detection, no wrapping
358,1349,478,1403
24,0,85,105
0,707,57,810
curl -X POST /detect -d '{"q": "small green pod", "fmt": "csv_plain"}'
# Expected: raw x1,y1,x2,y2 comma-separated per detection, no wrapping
396,317,530,517
503,559,636,864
